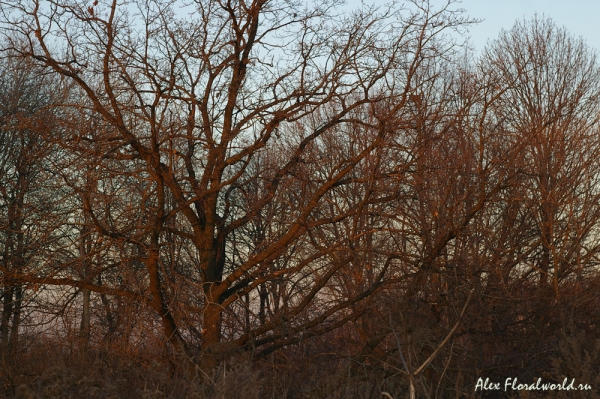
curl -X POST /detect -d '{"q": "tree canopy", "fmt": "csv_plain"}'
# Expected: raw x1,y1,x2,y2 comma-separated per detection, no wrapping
1,2,600,397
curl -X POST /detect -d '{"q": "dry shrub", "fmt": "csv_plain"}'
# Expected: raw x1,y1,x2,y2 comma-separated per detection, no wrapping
4,327,419,398
545,332,600,399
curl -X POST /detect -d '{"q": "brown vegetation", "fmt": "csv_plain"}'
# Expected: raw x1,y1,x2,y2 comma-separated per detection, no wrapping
0,0,600,397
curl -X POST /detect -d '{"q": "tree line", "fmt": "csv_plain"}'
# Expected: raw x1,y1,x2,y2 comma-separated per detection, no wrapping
1,0,600,397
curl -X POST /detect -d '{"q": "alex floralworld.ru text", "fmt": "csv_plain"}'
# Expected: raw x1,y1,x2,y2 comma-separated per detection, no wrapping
475,377,592,391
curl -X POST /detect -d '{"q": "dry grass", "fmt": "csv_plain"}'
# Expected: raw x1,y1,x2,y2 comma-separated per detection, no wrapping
1,334,408,399
10,328,600,398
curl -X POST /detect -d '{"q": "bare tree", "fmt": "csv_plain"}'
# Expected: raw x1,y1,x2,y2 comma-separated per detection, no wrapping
483,15,600,317
0,0,479,370
0,54,70,361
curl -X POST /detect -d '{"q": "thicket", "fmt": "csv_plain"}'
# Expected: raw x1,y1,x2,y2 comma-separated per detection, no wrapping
0,0,600,397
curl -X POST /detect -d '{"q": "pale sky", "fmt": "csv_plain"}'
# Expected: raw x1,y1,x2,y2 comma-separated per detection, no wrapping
428,0,600,54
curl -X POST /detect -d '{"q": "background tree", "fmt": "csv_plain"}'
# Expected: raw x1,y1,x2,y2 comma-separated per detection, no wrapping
0,54,71,362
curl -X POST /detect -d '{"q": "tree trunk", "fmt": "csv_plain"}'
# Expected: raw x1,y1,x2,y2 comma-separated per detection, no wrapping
8,284,22,358
201,303,223,371
0,287,13,362
80,288,91,345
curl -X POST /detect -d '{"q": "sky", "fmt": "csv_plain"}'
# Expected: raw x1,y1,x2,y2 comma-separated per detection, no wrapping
426,0,600,54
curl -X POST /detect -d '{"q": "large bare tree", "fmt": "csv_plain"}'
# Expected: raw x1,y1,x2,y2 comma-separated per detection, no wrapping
0,0,478,369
